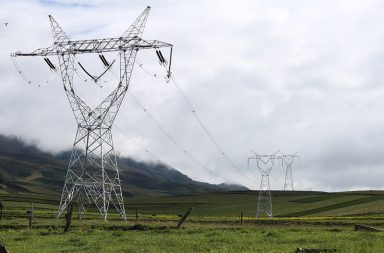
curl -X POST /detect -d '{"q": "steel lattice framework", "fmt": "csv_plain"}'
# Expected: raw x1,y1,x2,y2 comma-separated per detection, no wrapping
248,150,282,218
12,6,172,220
283,153,299,191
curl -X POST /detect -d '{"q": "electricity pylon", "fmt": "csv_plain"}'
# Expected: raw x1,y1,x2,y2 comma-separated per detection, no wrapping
283,153,299,191
12,7,172,220
248,150,282,218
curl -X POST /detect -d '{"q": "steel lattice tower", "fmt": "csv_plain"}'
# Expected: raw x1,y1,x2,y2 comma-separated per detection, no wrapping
12,7,172,220
283,153,299,191
249,150,282,218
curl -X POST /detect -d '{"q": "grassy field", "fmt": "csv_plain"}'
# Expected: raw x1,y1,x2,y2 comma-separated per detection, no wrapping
1,190,384,252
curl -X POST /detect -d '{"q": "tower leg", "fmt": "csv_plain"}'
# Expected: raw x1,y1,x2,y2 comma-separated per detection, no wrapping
256,174,272,218
57,126,126,220
283,164,294,191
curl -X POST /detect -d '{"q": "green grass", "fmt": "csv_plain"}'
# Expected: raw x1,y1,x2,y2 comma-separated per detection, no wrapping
3,190,384,218
2,190,384,252
284,196,384,217
2,220,384,252
289,194,342,203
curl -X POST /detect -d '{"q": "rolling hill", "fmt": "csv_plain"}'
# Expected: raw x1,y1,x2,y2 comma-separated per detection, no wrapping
0,134,247,197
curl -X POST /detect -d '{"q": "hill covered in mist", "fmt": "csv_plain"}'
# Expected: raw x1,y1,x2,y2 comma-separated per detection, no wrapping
0,135,247,197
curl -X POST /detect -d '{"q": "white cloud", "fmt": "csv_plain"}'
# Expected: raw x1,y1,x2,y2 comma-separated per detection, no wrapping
1,0,384,190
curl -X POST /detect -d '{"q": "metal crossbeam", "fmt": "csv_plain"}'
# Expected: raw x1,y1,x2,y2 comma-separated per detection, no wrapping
12,6,173,220
13,39,172,57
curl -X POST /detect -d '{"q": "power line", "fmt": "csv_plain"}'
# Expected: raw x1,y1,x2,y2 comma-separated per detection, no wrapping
168,74,252,181
127,92,223,180
101,63,226,182
132,57,255,185
112,124,190,175
11,55,58,87
73,46,254,186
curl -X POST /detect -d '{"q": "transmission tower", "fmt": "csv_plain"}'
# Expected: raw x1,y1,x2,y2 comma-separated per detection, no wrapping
248,150,282,218
12,7,173,220
283,153,299,191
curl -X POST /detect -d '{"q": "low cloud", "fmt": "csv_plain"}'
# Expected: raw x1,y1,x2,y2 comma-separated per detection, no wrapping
1,0,384,190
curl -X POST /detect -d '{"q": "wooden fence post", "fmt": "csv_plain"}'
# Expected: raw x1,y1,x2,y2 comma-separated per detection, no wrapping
176,207,193,229
0,201,3,221
0,236,9,253
26,209,33,229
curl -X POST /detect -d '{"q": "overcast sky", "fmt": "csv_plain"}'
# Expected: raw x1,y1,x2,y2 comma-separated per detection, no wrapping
1,0,384,191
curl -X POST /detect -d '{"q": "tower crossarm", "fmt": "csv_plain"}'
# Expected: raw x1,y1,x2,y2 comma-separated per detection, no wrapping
12,38,172,57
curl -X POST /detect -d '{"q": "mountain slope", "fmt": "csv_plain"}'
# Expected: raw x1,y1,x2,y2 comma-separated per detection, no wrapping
0,135,248,196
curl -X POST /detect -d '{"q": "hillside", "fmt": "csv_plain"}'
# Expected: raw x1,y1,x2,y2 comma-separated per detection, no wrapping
0,135,247,197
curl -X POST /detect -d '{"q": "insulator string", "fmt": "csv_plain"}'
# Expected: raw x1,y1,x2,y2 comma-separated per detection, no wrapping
73,53,122,88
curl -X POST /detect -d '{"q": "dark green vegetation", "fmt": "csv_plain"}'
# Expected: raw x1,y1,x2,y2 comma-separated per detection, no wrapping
1,190,384,252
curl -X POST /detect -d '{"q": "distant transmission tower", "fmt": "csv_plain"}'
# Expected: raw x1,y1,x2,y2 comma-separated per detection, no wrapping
12,7,173,220
283,153,299,191
248,150,282,218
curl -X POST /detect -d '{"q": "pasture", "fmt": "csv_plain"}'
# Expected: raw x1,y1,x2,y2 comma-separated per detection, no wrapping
1,190,384,252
